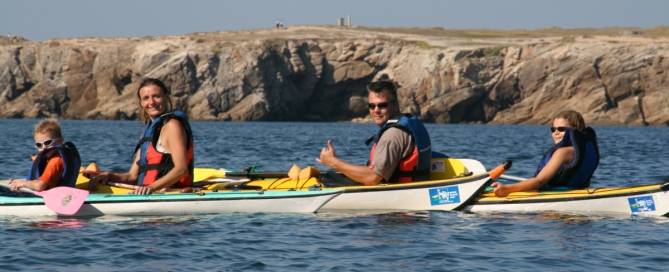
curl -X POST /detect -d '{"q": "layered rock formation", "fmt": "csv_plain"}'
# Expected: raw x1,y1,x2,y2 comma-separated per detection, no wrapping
1,28,668,125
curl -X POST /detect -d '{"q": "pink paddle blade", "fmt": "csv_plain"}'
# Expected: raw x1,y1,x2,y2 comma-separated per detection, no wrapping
33,187,90,215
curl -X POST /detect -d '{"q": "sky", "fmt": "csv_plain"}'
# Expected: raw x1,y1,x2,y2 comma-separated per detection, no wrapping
2,0,669,41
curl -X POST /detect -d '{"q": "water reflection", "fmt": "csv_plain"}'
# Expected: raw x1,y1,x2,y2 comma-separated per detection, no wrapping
26,218,87,229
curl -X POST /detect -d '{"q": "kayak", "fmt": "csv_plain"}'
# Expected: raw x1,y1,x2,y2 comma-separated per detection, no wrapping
198,158,510,212
0,168,343,217
318,159,503,212
464,182,669,217
198,159,669,217
0,186,343,217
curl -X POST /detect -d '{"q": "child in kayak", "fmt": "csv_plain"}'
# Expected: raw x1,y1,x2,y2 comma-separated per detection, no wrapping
7,119,81,192
491,110,599,197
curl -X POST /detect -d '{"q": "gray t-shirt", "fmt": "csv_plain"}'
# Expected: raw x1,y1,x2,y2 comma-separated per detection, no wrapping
368,127,415,181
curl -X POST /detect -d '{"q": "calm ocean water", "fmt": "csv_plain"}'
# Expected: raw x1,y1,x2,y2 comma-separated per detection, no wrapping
0,119,668,271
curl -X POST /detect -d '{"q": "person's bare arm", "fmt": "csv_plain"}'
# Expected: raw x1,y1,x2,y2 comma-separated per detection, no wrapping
88,148,141,191
316,140,384,185
492,147,574,197
8,179,49,191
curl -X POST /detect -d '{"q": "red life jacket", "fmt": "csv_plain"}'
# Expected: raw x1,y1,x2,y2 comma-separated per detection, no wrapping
135,111,194,188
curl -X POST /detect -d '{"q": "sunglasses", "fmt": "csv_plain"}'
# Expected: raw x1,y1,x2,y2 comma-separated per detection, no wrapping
550,127,571,133
35,138,61,149
367,102,391,109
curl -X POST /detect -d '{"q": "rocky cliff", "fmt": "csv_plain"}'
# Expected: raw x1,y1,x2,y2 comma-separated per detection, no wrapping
1,26,668,125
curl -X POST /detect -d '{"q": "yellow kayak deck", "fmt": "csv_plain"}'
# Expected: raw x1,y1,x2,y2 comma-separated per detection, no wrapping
476,184,665,203
75,157,482,194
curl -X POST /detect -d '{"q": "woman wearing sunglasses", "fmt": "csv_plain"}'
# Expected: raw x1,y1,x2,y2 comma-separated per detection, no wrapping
491,110,599,197
88,78,194,195
7,119,81,192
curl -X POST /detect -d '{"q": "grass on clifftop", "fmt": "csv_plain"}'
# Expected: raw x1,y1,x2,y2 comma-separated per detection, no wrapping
355,25,669,38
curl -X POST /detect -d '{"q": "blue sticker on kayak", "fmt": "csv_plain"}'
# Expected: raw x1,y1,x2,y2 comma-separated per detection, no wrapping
628,195,656,213
429,186,461,206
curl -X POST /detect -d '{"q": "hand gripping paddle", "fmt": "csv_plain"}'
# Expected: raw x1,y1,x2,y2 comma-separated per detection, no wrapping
0,181,89,215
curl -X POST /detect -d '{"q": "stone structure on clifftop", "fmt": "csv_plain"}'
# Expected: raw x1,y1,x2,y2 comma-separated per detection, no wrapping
1,27,668,126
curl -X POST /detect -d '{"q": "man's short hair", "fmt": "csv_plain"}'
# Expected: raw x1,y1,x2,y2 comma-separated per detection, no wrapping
367,80,398,102
34,118,63,138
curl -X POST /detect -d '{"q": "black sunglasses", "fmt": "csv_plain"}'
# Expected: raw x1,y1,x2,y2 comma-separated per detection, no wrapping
367,102,391,109
35,138,60,149
550,126,571,133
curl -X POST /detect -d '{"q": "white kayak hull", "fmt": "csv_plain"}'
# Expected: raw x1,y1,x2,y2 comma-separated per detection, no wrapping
464,183,669,217
319,173,493,212
0,189,343,217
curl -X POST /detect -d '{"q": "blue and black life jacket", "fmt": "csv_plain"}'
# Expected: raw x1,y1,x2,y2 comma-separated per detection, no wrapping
134,110,194,188
534,127,600,188
27,142,82,188
366,114,432,183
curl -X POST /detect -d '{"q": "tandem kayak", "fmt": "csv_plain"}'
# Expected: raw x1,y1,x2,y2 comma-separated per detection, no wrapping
463,182,669,217
198,158,511,213
0,167,343,217
0,187,343,217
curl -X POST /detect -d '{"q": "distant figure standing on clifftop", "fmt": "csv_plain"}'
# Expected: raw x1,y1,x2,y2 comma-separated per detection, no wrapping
279,20,283,28
276,20,279,29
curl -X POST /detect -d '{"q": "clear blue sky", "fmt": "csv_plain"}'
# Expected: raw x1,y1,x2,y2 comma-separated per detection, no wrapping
2,0,668,41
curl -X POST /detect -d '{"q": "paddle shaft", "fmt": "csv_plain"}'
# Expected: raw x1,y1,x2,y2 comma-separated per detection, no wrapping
500,174,526,182
105,181,196,193
0,181,39,195
224,172,291,178
105,181,140,190
85,171,194,193
83,171,144,190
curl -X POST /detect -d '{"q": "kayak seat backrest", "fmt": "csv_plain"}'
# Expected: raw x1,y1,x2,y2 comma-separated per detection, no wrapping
539,127,600,189
563,127,600,188
429,153,467,180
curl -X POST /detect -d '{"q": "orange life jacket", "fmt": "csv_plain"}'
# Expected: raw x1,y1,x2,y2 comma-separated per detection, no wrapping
367,114,431,183
135,111,194,188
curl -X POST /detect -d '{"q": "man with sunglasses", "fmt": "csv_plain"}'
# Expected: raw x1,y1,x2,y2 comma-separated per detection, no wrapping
317,80,431,185
8,119,81,192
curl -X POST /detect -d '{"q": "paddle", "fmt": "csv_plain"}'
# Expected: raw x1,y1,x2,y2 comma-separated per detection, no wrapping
480,174,528,193
83,170,195,193
196,161,515,181
106,181,195,193
193,168,225,182
0,181,89,215
193,167,265,181
500,174,526,182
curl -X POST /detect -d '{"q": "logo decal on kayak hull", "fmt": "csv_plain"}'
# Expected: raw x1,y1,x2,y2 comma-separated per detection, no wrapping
429,186,460,206
628,195,656,213
431,161,445,172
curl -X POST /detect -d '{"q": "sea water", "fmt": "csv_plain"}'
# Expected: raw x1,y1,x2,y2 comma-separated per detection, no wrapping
0,119,667,271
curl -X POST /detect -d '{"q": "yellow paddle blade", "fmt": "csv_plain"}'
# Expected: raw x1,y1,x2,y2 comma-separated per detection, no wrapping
193,168,226,182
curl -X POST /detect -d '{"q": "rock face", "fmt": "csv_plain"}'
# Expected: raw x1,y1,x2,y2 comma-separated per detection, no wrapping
1,33,668,126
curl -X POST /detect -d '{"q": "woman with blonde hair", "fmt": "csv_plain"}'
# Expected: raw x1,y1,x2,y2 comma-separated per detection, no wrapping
491,110,599,197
